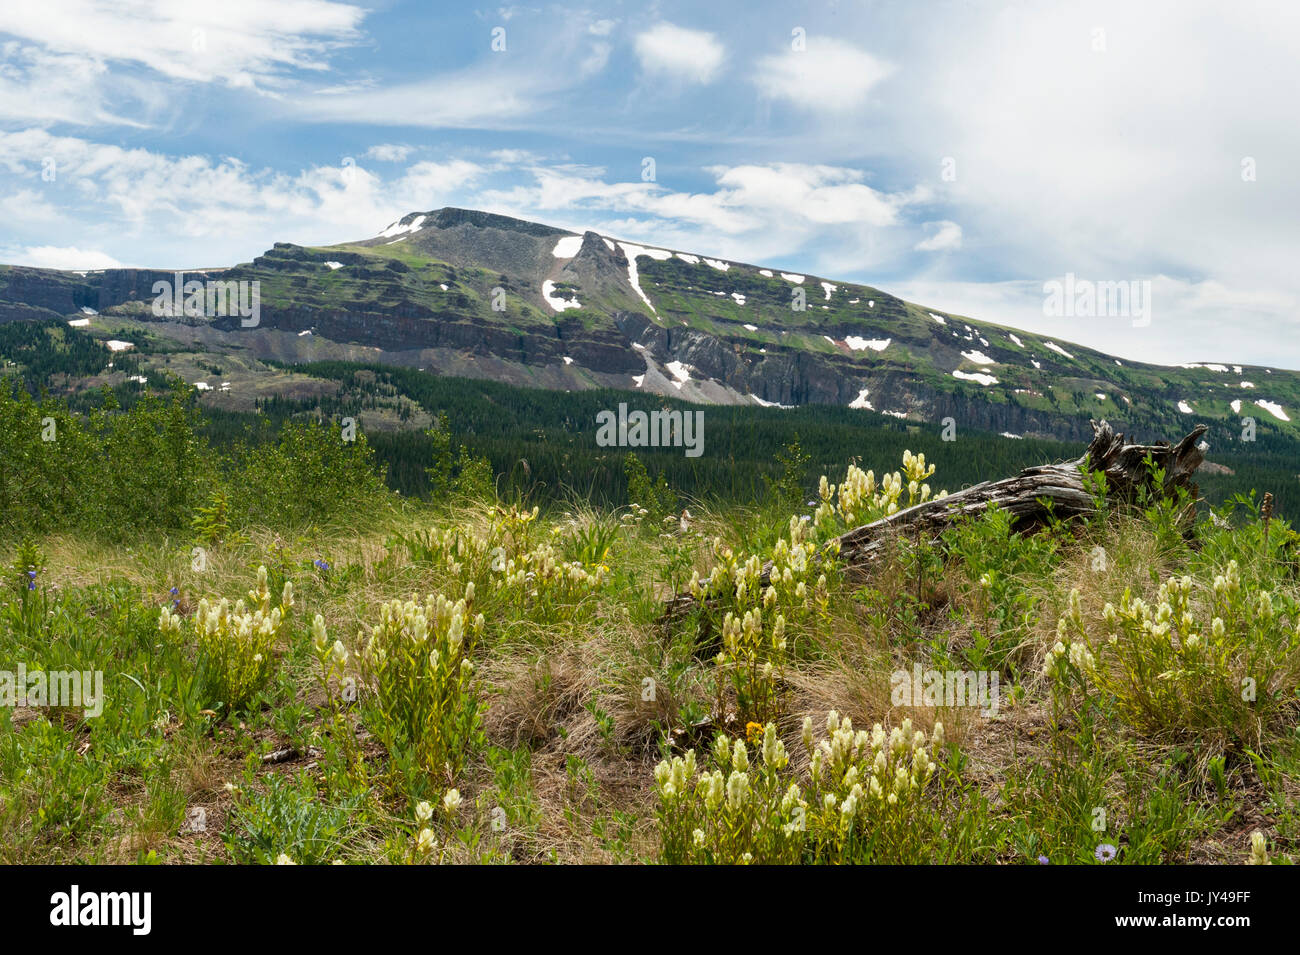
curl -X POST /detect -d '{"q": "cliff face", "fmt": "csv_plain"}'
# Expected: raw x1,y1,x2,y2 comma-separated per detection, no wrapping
2,207,1297,446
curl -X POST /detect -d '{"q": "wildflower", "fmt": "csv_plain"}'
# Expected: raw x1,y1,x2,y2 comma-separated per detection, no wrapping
314,559,331,572
745,721,764,745
274,853,295,865
443,789,462,814
312,614,328,652
692,829,706,847
1037,855,1050,865
1095,843,1118,863
762,723,788,770
731,741,749,772
725,770,750,810
415,828,437,854
415,801,434,823
1249,831,1270,865
26,570,36,591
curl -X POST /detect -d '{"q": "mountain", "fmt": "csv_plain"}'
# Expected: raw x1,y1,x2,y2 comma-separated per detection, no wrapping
1,207,1297,447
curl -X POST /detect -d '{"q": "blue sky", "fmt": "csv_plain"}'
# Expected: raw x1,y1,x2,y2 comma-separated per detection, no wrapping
1,0,1298,367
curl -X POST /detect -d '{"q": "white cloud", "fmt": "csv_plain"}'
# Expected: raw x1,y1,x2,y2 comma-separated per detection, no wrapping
0,188,62,224
888,275,1297,369
753,37,894,111
476,161,926,270
14,245,124,270
364,144,413,163
0,129,487,265
883,0,1300,367
294,70,538,128
0,0,366,91
634,23,725,84
914,220,962,252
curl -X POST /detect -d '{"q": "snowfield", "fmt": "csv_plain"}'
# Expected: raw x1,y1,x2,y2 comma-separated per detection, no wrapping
551,235,584,258
541,280,581,312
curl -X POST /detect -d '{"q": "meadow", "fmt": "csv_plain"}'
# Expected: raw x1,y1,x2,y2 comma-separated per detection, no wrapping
2,381,1298,864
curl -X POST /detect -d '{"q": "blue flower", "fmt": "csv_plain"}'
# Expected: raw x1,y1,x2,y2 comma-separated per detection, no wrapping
1037,855,1050,865
314,559,331,572
170,586,179,596
1095,843,1118,863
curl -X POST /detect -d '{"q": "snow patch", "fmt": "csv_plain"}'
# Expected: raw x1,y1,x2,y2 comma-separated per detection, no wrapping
780,273,805,284
1044,341,1074,360
846,336,890,352
1177,400,1194,414
731,292,747,305
953,370,998,386
665,361,692,388
1240,381,1255,389
1008,333,1023,347
704,258,730,271
67,318,90,327
1000,432,1023,439
759,269,773,277
551,235,584,258
1255,400,1290,422
743,323,758,332
961,349,996,365
821,282,837,300
377,214,425,239
849,388,873,410
80,306,97,315
324,261,344,270
676,252,700,264
541,280,581,312
105,340,134,352
928,313,947,325
1230,399,1243,413
619,242,672,314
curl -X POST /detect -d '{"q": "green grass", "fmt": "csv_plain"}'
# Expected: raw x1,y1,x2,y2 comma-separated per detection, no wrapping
3,445,1298,864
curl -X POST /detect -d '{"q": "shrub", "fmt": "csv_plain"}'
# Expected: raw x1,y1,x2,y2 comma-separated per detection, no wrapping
160,565,292,715
654,714,956,864
361,586,485,781
1048,564,1300,750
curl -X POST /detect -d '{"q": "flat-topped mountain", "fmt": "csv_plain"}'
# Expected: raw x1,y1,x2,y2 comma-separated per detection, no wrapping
1,207,1296,445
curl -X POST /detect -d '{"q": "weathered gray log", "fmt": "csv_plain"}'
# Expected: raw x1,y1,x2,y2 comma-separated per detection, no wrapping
662,419,1208,621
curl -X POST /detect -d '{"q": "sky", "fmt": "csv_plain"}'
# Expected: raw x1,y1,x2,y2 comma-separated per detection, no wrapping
1,0,1298,368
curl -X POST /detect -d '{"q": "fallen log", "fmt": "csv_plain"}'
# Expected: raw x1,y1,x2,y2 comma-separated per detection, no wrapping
662,419,1208,621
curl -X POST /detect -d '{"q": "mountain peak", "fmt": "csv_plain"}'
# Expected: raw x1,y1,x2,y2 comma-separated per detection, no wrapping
409,207,569,238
